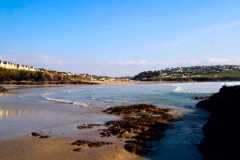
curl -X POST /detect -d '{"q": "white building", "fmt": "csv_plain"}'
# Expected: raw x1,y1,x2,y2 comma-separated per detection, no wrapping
0,60,37,72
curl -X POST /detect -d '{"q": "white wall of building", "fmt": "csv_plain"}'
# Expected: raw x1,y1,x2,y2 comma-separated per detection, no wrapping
0,60,37,71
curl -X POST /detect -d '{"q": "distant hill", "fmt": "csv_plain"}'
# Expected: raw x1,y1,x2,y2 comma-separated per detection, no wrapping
0,67,129,85
0,67,98,85
133,65,240,82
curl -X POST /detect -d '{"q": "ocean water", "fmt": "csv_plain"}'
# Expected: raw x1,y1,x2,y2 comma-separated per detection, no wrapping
42,81,239,108
1,81,240,159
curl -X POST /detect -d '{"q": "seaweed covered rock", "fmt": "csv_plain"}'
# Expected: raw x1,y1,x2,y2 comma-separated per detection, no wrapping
71,140,112,152
101,104,181,155
197,85,240,160
103,104,170,115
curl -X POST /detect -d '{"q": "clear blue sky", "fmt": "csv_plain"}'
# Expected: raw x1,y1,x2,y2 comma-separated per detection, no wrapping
1,0,240,76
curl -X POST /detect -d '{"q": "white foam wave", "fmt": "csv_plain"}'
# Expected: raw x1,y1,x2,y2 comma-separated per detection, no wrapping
42,93,88,107
72,101,89,107
173,86,184,93
221,81,240,86
173,81,240,93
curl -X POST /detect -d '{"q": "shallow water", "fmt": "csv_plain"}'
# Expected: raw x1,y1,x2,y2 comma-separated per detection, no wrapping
0,81,240,159
0,87,118,139
145,109,208,160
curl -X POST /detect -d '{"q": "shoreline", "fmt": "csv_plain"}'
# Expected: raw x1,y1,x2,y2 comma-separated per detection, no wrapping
0,82,225,159
0,86,139,159
2,79,240,89
0,97,185,159
1,79,239,92
1,80,239,97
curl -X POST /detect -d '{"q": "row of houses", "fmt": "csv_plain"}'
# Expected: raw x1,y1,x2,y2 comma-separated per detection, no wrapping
0,60,37,72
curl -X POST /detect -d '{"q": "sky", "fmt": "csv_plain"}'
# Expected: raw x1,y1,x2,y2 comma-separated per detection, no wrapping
1,0,240,76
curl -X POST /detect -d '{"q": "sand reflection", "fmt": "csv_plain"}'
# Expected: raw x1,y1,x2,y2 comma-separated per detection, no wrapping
0,108,33,120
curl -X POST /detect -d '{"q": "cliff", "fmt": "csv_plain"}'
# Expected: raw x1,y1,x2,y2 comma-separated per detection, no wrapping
197,85,240,160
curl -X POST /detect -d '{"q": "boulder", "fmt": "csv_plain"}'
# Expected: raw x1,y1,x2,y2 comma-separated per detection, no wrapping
197,85,240,160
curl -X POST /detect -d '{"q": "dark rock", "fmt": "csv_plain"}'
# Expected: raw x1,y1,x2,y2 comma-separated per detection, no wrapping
103,104,170,115
39,135,50,139
31,132,50,139
197,85,240,160
71,140,112,151
193,96,209,101
101,104,178,155
77,124,101,130
31,132,41,137
99,129,112,137
73,148,81,152
124,142,146,156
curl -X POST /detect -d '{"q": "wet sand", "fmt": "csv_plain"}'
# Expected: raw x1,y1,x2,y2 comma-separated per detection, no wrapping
0,136,139,160
0,86,141,160
0,84,185,160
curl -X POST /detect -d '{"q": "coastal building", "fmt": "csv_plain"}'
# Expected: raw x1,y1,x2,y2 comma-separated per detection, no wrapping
0,60,37,72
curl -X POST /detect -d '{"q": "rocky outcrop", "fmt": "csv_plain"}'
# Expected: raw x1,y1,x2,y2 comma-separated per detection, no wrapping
101,104,181,155
197,85,240,160
71,140,112,152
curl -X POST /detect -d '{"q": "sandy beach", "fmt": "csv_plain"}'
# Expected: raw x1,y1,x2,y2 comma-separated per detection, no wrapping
0,136,139,160
0,83,208,160
0,85,142,160
0,105,182,160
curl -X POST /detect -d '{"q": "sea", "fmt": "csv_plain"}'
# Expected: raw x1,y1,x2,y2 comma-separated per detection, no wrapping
1,81,240,160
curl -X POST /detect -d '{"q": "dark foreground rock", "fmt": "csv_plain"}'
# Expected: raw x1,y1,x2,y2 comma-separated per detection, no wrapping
101,104,181,155
197,85,240,160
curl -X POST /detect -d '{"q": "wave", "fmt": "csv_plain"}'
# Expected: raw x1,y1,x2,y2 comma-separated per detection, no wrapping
173,86,184,93
220,81,240,86
42,93,88,107
173,81,240,93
